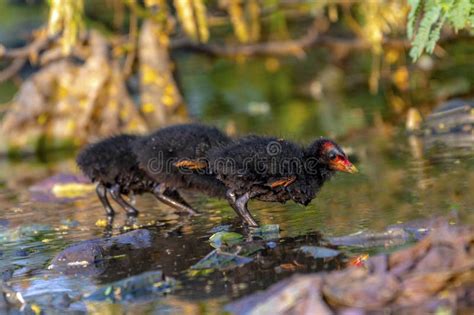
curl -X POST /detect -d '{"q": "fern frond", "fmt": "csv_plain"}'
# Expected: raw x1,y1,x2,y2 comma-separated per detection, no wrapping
407,0,423,39
426,0,456,52
409,1,441,60
408,0,474,61
448,0,472,31
426,17,444,53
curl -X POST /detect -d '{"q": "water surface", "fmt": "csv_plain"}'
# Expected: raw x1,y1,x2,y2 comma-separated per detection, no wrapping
1,135,472,313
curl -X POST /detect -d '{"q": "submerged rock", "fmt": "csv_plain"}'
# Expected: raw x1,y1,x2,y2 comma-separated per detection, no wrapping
50,241,105,269
325,216,457,249
424,99,474,135
0,224,57,274
327,228,412,249
226,224,474,314
49,229,155,275
415,99,474,150
85,270,175,303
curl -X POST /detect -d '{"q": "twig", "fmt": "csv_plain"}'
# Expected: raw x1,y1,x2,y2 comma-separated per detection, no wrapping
171,28,473,58
171,25,320,58
169,21,406,58
342,2,365,39
0,34,52,60
0,58,27,83
171,30,410,58
0,33,54,82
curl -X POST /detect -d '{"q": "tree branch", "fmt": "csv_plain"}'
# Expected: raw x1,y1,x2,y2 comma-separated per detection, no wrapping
0,33,55,83
0,58,27,83
170,26,320,58
170,31,410,58
171,28,470,58
0,34,52,60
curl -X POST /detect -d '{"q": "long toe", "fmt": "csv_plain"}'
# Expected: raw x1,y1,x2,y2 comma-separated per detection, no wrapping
102,225,113,238
126,209,139,217
185,207,200,216
246,219,259,228
124,216,138,229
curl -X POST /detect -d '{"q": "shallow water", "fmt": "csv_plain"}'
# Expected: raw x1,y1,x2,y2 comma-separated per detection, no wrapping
1,3,473,312
0,134,473,313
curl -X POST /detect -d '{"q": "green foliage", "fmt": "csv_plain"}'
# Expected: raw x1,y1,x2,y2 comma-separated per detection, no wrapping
408,0,474,61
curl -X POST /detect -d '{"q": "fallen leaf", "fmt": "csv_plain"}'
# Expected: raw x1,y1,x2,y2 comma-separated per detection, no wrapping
95,219,108,228
85,270,174,302
30,304,42,315
209,231,244,248
348,254,369,267
190,250,252,271
279,263,298,271
251,224,280,240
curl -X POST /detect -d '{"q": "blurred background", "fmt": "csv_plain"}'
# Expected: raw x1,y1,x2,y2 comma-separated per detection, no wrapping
0,1,473,312
0,0,472,152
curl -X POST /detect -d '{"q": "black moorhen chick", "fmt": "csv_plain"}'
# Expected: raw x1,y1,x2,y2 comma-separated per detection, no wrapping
76,124,231,222
133,124,232,200
76,134,154,219
178,136,357,227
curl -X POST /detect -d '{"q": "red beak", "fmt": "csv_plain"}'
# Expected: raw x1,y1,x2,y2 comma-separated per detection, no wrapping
330,157,358,174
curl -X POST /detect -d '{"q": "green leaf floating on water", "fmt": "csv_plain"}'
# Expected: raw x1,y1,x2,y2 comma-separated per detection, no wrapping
298,246,341,258
250,224,280,240
189,226,279,276
85,270,175,302
190,250,252,271
209,231,244,248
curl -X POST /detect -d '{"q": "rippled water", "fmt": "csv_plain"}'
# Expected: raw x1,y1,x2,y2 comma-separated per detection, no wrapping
0,134,473,312
1,2,473,311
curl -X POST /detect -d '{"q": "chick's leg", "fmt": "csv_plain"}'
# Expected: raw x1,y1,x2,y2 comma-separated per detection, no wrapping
152,184,198,215
226,190,259,227
108,184,139,217
96,183,115,223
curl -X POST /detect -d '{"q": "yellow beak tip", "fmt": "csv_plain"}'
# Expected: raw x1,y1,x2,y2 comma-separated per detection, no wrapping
348,165,358,174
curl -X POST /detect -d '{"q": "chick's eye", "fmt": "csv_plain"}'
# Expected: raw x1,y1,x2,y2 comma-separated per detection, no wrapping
328,152,337,160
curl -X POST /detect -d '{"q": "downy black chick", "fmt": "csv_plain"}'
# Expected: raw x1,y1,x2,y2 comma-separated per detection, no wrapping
133,124,232,200
178,136,357,226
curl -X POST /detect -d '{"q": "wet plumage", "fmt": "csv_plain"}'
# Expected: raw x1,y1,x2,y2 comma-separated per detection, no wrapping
77,124,356,228
76,134,155,219
200,135,357,226
76,124,233,221
133,124,232,198
76,134,153,195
